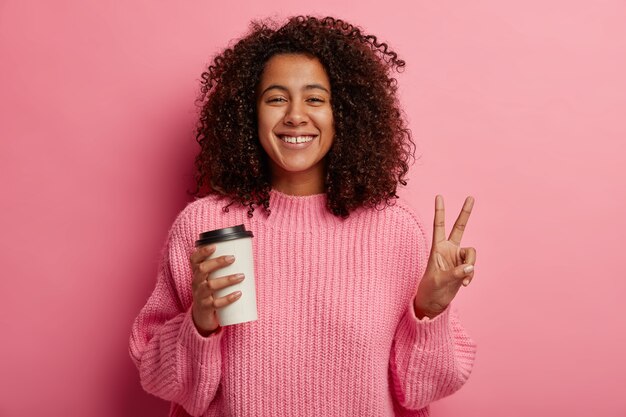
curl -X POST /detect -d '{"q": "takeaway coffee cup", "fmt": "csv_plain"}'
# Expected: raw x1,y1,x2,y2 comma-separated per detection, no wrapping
195,224,257,326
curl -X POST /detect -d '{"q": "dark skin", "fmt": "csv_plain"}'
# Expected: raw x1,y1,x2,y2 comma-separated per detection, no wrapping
413,195,476,319
189,248,242,336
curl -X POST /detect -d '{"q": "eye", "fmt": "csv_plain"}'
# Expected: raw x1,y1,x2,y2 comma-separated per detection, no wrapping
307,97,325,103
267,97,287,103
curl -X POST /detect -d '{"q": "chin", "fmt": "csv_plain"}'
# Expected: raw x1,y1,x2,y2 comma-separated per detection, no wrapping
281,164,313,173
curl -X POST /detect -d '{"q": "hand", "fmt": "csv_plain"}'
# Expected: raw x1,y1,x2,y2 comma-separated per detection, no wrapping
413,195,477,319
189,244,245,336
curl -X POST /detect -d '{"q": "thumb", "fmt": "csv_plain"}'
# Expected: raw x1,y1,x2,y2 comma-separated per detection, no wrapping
451,264,474,285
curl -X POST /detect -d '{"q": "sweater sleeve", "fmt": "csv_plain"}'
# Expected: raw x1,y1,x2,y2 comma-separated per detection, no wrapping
389,302,476,411
129,209,223,416
388,201,477,411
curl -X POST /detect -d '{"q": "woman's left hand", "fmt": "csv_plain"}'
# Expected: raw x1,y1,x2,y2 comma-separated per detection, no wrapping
413,195,476,319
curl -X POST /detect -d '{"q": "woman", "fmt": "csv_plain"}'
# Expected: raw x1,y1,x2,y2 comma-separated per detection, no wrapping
130,15,477,417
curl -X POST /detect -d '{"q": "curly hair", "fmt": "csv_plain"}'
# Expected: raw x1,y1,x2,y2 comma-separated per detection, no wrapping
189,15,415,218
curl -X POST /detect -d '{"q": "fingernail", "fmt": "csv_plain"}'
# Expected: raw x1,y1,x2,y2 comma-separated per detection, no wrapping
232,291,242,299
225,255,235,262
463,278,470,286
233,273,245,281
463,265,474,274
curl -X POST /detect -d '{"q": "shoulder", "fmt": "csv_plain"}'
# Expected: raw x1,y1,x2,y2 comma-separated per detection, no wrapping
366,196,431,253
167,193,248,243
170,194,224,227
385,197,427,228
370,197,428,233
179,193,230,219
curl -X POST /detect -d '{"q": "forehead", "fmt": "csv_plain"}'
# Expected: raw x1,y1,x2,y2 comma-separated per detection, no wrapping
259,54,330,88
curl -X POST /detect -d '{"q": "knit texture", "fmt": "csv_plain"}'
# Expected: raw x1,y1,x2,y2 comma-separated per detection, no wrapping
129,189,476,417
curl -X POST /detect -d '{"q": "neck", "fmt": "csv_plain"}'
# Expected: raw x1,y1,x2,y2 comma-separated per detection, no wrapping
270,166,325,196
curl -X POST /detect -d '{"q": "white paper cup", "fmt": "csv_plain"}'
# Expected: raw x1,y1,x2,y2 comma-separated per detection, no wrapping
195,225,257,326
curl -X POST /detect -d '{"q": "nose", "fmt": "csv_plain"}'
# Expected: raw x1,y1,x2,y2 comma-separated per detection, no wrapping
283,101,308,126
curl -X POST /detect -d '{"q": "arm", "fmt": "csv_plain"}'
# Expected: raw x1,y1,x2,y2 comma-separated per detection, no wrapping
389,197,477,410
389,301,476,410
128,211,223,416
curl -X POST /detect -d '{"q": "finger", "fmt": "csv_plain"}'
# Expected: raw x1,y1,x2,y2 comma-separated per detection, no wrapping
213,290,243,309
190,244,217,266
196,288,214,305
459,247,476,287
192,255,236,287
433,195,446,246
449,263,474,283
459,247,476,266
206,273,245,292
462,270,475,286
455,262,475,287
199,294,215,309
448,196,474,245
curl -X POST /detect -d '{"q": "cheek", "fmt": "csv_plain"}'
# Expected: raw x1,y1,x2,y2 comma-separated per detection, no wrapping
325,110,335,130
257,114,268,132
322,113,335,139
313,109,334,130
256,116,275,145
259,114,284,140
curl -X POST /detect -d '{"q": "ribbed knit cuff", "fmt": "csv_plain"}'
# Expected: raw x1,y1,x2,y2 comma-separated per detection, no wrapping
396,302,452,351
178,308,224,365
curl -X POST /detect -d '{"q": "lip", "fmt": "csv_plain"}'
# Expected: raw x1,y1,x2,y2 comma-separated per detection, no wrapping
275,131,318,137
275,134,318,150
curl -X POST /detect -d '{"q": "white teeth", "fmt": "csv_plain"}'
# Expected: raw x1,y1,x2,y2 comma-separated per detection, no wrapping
279,135,315,144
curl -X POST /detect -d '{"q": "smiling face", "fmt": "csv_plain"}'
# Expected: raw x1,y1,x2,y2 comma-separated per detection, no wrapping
256,53,335,195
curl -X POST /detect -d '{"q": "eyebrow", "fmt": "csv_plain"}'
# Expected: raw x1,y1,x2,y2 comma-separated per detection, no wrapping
260,83,330,96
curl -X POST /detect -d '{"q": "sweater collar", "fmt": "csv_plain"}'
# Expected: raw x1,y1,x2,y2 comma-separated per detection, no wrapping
254,188,344,230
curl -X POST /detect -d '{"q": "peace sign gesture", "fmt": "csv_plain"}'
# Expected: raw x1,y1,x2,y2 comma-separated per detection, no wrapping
413,195,477,319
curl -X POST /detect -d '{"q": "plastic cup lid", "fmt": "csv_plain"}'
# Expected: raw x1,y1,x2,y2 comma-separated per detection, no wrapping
195,224,254,247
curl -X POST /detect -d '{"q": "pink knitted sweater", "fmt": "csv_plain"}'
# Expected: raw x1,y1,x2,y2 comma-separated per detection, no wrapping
129,189,476,417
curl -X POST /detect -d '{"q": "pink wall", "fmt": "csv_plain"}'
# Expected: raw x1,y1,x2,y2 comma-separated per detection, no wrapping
1,1,625,416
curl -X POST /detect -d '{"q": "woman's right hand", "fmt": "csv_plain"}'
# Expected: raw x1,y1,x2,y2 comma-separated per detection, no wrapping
189,244,245,336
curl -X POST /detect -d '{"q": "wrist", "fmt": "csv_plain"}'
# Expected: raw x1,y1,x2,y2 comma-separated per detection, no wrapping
194,321,220,337
413,298,444,320
191,308,220,337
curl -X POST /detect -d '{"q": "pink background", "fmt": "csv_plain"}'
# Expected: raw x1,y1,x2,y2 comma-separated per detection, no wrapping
1,0,625,416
